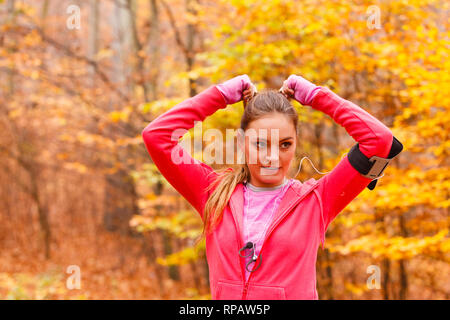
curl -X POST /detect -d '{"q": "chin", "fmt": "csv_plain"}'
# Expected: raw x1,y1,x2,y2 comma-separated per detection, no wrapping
259,166,282,177
256,168,285,184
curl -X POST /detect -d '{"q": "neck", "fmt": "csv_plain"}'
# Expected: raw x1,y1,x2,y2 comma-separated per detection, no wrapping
246,177,288,191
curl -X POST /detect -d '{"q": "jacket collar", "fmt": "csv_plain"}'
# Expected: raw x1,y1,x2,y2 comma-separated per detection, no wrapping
229,178,319,248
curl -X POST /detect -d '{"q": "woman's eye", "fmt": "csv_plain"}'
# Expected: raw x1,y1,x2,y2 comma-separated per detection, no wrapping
281,142,292,149
254,141,266,148
254,141,291,149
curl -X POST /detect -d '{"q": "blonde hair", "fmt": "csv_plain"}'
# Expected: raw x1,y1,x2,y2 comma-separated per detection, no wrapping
197,89,299,242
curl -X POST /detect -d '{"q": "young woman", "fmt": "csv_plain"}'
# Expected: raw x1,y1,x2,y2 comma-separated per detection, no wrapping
142,74,401,300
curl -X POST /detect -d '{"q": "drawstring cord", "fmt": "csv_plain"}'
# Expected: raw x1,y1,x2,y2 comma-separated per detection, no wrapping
294,153,385,181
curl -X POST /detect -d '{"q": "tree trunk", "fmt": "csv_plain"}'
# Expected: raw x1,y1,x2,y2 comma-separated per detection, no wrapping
111,0,128,91
162,230,180,281
152,179,181,284
103,1,138,236
29,168,51,259
145,232,166,297
87,0,100,86
103,168,137,235
203,252,210,291
185,0,197,97
148,0,160,101
375,208,391,299
40,0,50,31
398,213,409,299
126,0,149,101
6,0,15,95
189,257,202,293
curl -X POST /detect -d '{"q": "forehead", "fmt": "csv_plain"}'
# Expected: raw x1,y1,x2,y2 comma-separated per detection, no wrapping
246,113,296,139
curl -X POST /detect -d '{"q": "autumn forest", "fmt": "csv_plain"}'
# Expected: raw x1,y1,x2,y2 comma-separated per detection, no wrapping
0,0,448,299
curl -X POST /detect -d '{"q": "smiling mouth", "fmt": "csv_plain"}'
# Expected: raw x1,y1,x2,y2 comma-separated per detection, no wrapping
260,166,281,175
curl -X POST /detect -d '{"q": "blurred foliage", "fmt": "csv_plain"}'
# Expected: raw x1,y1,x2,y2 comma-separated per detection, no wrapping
0,0,448,299
0,271,87,300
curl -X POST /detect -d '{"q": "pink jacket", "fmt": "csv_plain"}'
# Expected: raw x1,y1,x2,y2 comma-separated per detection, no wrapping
142,85,394,300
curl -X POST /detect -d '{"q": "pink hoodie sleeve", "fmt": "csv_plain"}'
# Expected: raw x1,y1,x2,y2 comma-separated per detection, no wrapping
141,86,228,219
312,87,393,246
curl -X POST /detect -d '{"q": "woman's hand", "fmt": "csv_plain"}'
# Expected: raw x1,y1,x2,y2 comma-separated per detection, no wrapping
216,74,257,106
279,74,321,106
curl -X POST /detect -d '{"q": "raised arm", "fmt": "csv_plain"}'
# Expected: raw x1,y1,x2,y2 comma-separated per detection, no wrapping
142,75,256,220
281,75,402,246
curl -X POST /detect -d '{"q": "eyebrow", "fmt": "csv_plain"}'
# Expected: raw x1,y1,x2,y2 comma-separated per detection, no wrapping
255,137,294,141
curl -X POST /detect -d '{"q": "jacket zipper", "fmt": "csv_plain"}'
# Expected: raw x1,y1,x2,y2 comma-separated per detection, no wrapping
240,183,319,300
241,197,299,299
242,281,249,299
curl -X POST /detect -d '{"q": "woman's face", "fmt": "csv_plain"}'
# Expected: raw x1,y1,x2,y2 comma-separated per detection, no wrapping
239,112,297,188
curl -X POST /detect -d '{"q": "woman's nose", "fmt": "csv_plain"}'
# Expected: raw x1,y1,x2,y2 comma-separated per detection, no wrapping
261,149,280,166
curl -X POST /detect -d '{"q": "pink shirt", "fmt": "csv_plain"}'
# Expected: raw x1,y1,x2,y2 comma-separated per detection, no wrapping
243,178,292,281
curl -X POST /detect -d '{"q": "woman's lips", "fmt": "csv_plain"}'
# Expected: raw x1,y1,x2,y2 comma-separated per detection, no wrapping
260,166,281,174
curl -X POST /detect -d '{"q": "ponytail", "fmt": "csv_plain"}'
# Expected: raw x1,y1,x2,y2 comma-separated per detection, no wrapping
197,164,250,243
